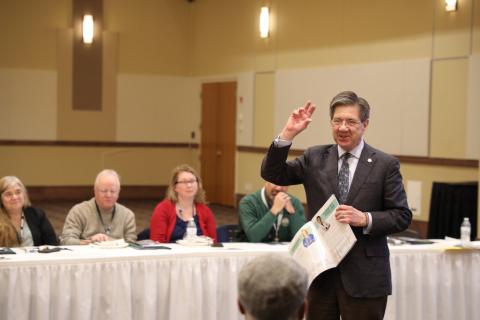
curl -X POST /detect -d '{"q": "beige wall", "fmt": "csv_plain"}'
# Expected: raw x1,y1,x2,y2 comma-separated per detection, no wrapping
401,164,478,222
190,0,258,75
0,146,199,186
237,151,305,200
105,0,192,75
0,0,70,70
0,0,478,230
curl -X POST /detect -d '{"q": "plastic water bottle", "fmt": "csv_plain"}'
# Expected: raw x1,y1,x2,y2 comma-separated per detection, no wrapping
185,218,197,240
460,217,471,245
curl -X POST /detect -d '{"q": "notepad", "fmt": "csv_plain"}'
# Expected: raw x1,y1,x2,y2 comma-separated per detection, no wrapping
0,247,16,254
129,240,171,250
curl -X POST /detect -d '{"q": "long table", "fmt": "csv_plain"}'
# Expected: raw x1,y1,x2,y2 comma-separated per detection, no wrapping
0,242,479,320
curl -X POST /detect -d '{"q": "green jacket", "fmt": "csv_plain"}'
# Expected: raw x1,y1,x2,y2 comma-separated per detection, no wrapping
238,189,306,242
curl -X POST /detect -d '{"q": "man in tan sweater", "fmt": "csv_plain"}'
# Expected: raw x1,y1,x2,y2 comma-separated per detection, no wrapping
60,169,137,245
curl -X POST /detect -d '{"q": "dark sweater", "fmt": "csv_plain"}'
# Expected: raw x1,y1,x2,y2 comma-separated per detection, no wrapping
24,206,59,246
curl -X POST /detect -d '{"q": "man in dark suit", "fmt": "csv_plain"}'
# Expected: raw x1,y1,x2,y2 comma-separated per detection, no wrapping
261,91,412,320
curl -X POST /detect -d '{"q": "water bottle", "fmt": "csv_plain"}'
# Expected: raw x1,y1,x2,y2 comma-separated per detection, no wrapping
460,217,471,245
185,218,197,240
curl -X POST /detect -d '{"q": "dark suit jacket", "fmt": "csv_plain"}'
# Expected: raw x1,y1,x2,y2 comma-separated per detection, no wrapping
261,142,412,298
24,206,59,246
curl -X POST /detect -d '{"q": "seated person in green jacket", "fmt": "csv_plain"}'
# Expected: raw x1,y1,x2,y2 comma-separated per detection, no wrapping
238,182,306,242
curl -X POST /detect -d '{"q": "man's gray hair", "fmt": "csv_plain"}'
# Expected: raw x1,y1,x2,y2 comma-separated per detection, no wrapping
94,169,121,190
329,90,370,122
238,254,308,320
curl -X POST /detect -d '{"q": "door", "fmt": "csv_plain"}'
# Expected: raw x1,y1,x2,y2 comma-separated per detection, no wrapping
200,82,236,206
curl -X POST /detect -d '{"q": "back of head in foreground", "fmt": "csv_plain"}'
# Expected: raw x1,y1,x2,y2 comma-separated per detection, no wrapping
238,254,309,320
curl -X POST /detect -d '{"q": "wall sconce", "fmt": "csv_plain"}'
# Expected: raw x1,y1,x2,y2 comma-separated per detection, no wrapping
259,6,270,38
445,0,457,12
83,14,94,44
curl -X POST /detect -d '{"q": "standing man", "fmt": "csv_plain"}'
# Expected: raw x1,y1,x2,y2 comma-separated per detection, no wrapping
238,181,306,242
60,169,137,245
261,91,411,319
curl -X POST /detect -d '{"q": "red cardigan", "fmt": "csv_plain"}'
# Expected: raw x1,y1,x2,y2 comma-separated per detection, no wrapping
150,199,217,243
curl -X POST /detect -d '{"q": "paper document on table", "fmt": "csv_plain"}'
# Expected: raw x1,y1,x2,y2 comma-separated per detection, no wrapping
288,194,357,284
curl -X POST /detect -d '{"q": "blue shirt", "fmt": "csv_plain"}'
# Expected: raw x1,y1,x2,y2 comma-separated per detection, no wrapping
170,215,203,242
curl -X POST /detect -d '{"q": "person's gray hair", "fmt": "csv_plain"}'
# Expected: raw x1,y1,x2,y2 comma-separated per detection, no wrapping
329,90,370,122
94,169,121,190
238,254,308,320
0,176,31,208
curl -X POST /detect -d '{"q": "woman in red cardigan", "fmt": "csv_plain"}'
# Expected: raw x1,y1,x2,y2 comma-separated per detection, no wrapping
150,164,217,243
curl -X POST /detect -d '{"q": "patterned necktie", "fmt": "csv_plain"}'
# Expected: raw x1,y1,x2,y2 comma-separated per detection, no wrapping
338,153,351,204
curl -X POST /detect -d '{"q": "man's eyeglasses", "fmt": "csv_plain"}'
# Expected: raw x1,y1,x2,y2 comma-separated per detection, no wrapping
331,118,362,128
176,179,198,185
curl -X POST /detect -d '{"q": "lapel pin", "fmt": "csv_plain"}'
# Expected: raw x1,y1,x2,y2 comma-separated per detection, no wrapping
367,158,372,163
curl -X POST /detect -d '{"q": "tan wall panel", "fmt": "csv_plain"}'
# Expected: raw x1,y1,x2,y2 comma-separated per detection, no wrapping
433,0,473,58
253,72,275,147
104,0,191,75
0,0,70,69
97,148,200,185
116,74,198,142
0,146,199,186
0,69,57,140
430,58,468,158
402,163,478,222
236,151,305,201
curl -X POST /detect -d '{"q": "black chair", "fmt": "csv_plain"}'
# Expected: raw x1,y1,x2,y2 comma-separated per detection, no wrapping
137,228,150,240
216,224,241,242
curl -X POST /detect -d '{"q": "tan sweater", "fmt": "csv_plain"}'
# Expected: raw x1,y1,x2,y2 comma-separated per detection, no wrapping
60,198,137,245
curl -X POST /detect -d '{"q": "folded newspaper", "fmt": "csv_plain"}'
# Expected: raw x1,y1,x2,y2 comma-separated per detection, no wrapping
288,194,357,284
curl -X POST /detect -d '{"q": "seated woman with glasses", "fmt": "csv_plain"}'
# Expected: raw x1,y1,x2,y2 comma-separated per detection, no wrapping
150,164,217,243
0,176,58,247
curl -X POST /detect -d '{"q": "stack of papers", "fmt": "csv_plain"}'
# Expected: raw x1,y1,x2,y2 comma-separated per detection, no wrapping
91,239,129,249
176,236,213,247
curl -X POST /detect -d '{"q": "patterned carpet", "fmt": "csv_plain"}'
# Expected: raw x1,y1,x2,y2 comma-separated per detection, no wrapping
36,200,239,237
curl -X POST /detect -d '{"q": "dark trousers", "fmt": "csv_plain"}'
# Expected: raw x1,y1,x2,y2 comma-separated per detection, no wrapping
307,268,387,320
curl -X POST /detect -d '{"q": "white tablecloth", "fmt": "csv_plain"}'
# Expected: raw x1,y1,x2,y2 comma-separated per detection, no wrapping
387,244,480,320
0,242,479,320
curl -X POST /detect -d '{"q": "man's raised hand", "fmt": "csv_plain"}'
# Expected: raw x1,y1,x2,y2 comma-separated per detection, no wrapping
279,101,316,141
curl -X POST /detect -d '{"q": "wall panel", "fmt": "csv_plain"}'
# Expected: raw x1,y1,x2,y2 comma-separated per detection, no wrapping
0,68,57,140
430,58,468,158
116,74,198,143
275,59,430,156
